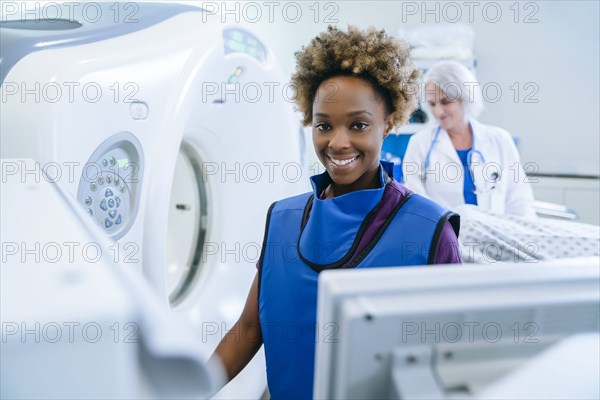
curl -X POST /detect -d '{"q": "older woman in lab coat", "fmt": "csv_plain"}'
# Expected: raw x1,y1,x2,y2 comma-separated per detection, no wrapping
402,61,536,217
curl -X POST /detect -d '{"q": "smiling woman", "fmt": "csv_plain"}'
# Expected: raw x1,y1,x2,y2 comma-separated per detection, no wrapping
402,61,536,217
312,75,393,197
210,25,463,400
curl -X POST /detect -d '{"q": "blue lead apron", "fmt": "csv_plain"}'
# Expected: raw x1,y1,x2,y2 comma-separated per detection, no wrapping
258,162,458,399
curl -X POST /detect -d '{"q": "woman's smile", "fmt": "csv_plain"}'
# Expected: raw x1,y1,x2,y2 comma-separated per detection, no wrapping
327,154,360,171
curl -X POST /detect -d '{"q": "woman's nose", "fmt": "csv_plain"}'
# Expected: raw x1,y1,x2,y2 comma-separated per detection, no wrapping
328,128,351,150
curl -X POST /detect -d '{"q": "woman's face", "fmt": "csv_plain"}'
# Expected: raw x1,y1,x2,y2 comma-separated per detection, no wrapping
425,82,466,132
312,76,393,193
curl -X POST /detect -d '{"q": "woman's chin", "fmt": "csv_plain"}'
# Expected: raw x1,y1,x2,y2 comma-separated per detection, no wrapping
438,119,452,130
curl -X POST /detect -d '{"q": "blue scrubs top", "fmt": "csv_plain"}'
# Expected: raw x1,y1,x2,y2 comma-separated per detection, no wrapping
456,149,478,205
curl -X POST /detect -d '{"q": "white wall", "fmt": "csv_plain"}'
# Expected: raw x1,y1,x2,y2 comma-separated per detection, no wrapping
190,0,598,177
29,0,600,177
21,1,597,175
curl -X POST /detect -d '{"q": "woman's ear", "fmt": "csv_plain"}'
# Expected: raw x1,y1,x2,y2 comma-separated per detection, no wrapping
383,117,395,139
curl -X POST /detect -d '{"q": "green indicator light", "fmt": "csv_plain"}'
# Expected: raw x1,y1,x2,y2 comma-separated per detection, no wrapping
226,39,245,52
231,30,244,42
117,159,129,168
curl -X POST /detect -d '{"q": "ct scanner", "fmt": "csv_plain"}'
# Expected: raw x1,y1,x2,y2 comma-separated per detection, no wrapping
1,3,305,398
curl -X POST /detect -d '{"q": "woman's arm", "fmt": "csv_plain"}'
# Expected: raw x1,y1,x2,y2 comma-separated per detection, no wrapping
500,131,537,218
434,221,463,264
209,272,263,384
402,134,429,197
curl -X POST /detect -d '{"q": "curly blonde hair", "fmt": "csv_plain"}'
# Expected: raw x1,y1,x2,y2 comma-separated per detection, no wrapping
291,25,420,128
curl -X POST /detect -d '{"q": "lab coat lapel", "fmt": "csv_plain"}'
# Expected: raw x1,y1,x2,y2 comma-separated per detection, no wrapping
436,128,462,164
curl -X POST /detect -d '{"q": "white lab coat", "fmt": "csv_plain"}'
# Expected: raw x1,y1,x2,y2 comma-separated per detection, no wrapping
402,119,536,217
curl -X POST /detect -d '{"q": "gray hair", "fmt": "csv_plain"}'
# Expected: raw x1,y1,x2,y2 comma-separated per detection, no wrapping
422,60,484,119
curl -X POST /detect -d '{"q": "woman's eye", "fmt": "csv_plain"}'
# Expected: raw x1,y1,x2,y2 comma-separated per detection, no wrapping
352,122,369,130
440,99,452,105
315,123,330,131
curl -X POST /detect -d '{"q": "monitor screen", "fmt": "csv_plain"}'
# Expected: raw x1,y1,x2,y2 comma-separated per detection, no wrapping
314,258,600,399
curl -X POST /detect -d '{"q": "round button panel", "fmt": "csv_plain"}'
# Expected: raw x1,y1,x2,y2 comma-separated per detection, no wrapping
78,147,135,236
77,133,143,240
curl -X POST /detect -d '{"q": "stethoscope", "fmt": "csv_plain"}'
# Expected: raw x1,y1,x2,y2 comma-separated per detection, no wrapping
421,123,500,194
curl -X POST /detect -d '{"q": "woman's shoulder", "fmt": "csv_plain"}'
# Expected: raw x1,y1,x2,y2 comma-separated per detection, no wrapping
271,191,313,212
387,179,412,198
389,180,447,216
412,124,437,139
474,120,514,142
405,125,436,153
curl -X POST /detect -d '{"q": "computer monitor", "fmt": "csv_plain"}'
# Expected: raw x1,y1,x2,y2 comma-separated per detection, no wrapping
314,258,600,399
